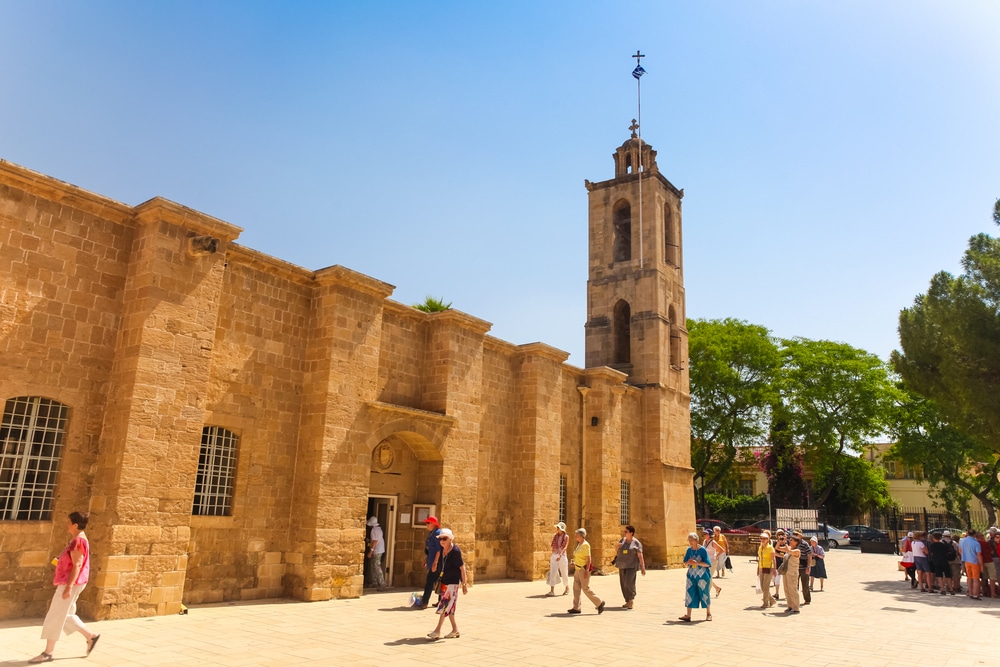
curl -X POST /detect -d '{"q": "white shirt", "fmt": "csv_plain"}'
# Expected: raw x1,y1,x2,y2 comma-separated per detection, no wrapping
370,525,385,555
911,540,927,558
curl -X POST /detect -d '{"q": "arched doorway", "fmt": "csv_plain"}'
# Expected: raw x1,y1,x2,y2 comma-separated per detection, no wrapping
365,430,444,591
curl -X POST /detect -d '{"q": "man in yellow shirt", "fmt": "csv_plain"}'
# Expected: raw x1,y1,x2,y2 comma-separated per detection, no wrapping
757,531,777,608
568,528,605,615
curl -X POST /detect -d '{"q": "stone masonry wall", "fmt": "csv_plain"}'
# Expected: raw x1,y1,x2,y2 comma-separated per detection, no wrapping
0,166,132,618
0,158,694,620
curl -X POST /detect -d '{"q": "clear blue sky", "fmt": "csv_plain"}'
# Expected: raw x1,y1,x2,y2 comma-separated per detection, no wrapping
2,1,998,365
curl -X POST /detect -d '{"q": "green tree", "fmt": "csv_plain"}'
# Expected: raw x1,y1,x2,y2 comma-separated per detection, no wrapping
688,318,781,511
892,225,1000,453
890,389,1000,526
781,338,899,509
761,403,807,508
412,295,452,313
814,453,893,517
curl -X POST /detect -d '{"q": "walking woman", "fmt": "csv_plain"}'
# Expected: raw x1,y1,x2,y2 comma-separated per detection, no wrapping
757,531,777,608
547,522,570,597
679,532,712,622
777,534,801,613
29,511,100,664
427,528,468,640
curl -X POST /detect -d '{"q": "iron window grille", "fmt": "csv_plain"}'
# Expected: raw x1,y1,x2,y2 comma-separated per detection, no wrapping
620,479,631,525
192,426,238,516
0,396,69,521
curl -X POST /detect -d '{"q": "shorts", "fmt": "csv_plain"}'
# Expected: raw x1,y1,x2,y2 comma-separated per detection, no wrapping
931,561,949,578
913,556,932,573
984,561,996,580
964,562,981,580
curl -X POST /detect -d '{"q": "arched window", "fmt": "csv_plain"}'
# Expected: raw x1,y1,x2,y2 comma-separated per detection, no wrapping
665,204,680,266
613,201,631,263
613,300,631,365
668,305,682,370
0,396,69,521
192,426,238,516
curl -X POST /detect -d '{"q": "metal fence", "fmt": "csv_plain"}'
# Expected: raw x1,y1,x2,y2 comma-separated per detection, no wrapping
711,502,995,546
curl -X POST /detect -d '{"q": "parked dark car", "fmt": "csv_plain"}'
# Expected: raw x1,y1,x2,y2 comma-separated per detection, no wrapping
843,524,890,545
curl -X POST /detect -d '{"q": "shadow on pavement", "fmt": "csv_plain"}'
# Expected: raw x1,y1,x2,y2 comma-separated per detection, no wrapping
860,579,998,609
385,637,442,646
378,606,418,612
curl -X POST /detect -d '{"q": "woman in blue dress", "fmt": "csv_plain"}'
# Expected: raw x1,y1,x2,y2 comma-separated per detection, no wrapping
679,531,713,621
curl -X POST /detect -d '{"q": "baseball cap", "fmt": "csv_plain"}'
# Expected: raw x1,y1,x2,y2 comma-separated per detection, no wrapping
423,515,440,526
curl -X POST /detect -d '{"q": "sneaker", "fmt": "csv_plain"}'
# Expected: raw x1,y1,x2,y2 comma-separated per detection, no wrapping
789,609,800,614
597,601,606,614
567,608,582,614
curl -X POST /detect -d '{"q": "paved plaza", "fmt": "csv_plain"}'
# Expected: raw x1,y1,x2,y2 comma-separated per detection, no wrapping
2,550,995,667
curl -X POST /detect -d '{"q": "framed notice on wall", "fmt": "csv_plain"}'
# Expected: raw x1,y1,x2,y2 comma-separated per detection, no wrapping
412,504,436,526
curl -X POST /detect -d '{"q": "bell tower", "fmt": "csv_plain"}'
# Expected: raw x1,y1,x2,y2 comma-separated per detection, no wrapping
584,122,687,387
581,122,693,567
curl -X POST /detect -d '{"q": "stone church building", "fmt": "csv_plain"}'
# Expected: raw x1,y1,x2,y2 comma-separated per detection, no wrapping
0,129,694,620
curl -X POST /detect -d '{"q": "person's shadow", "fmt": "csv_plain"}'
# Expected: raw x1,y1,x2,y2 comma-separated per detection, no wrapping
385,637,443,646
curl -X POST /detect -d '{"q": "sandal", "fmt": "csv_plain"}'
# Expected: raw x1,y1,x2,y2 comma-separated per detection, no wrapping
443,630,460,639
678,615,691,622
28,654,53,664
706,614,713,621
88,634,101,656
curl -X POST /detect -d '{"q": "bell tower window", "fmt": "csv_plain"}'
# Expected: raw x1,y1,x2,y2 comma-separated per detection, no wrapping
613,200,631,263
668,305,682,370
613,300,631,365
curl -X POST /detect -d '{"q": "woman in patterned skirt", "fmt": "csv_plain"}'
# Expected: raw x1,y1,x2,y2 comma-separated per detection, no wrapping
427,528,469,640
678,532,713,622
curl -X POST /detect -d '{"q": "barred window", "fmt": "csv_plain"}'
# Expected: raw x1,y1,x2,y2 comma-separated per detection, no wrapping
0,396,69,521
620,479,630,525
192,426,238,516
558,475,567,524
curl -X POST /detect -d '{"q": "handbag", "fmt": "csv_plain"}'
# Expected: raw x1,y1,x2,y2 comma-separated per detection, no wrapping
724,556,733,570
777,556,790,575
433,551,450,595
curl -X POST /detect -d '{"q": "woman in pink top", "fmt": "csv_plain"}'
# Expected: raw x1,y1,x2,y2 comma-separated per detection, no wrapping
29,511,100,664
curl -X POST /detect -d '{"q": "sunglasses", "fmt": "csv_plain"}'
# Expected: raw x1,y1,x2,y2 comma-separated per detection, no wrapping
438,537,450,541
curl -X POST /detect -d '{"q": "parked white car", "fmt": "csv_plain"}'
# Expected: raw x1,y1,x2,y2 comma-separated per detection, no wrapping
801,523,851,549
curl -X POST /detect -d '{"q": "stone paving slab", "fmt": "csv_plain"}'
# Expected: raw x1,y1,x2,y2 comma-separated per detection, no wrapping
1,550,995,666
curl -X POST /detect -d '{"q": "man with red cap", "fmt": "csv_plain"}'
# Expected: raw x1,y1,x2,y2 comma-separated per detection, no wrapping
418,516,443,609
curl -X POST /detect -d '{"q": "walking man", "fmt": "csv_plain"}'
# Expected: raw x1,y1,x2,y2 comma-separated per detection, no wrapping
568,528,605,615
793,529,812,605
418,515,443,609
615,525,646,609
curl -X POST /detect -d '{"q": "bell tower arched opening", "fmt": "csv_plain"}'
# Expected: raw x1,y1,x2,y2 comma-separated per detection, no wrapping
613,200,632,262
665,204,680,267
613,299,631,365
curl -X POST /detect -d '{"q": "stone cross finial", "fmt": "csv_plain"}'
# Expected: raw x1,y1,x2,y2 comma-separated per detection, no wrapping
629,119,639,138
